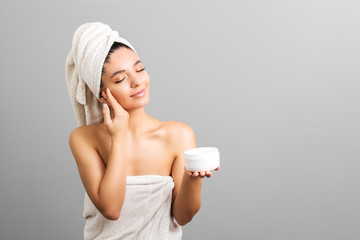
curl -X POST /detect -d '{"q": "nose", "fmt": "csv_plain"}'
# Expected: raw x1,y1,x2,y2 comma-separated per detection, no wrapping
129,72,143,88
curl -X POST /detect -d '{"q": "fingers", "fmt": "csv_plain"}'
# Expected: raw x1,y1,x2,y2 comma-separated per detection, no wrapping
104,88,118,115
189,171,198,177
102,103,111,125
102,88,125,117
100,91,111,124
187,171,200,178
100,90,110,105
187,169,214,178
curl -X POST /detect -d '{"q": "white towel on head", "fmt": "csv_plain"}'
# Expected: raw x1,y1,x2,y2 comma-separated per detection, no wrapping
65,22,136,126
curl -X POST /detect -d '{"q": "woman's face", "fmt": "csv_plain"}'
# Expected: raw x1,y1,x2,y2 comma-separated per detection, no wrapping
100,47,150,110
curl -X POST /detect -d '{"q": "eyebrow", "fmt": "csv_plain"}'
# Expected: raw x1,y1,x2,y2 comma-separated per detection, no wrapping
110,60,142,79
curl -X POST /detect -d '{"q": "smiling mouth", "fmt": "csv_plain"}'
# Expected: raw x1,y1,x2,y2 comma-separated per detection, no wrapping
131,88,146,97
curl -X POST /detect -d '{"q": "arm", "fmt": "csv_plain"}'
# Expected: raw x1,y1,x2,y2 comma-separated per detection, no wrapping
69,130,128,220
69,88,130,220
170,123,203,226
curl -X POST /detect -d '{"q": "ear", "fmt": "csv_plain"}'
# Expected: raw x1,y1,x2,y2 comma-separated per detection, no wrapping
99,86,105,99
100,79,106,93
99,88,105,102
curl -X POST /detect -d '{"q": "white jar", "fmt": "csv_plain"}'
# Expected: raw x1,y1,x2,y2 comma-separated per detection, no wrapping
184,147,220,172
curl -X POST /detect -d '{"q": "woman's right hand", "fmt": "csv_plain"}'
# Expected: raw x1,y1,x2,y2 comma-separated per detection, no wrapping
100,88,129,139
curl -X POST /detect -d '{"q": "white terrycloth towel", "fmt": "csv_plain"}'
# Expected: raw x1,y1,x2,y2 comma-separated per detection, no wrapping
65,22,136,126
83,175,182,240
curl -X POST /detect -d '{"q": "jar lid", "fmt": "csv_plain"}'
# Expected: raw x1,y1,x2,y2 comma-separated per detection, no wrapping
184,147,219,159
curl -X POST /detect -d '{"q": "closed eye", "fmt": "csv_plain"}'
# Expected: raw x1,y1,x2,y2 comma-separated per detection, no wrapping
115,78,126,83
115,67,145,83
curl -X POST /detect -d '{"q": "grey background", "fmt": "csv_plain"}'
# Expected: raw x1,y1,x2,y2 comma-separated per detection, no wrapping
1,0,359,239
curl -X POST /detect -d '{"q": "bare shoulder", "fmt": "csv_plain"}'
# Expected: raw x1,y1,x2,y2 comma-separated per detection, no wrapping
69,124,96,142
163,120,194,135
69,124,103,152
163,121,196,149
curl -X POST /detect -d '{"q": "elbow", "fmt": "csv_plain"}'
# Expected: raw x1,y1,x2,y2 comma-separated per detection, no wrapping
100,207,121,221
176,210,197,226
175,204,201,226
176,216,193,226
102,210,120,221
97,198,125,221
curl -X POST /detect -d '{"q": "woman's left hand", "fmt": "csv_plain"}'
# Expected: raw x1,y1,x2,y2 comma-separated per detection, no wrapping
186,166,220,178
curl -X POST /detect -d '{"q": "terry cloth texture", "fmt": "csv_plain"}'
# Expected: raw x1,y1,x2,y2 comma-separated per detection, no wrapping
83,175,182,240
65,22,136,126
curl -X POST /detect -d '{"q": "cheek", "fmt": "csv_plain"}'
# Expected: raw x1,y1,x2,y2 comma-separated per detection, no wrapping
111,87,128,102
142,72,150,84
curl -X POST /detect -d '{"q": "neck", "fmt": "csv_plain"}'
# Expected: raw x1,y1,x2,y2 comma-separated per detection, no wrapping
118,107,155,137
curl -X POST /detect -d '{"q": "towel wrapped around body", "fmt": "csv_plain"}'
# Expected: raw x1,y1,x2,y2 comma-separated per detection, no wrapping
66,23,182,239
83,175,182,240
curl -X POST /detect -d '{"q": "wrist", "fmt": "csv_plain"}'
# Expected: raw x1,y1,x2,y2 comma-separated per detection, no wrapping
111,134,128,145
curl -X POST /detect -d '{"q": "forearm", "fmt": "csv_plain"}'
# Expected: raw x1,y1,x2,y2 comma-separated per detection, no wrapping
98,137,129,219
172,171,203,225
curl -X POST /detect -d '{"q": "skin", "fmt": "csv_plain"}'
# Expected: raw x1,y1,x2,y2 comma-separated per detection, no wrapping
68,47,220,225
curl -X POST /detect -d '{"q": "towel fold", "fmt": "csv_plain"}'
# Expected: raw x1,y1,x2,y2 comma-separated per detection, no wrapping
65,22,136,126
83,175,182,240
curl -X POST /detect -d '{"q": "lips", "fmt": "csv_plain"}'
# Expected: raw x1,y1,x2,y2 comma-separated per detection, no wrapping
131,88,145,97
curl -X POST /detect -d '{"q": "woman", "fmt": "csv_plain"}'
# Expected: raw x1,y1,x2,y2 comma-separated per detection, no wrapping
65,22,219,240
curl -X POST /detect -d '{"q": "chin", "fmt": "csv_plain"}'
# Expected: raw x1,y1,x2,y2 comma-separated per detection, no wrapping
125,98,149,111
